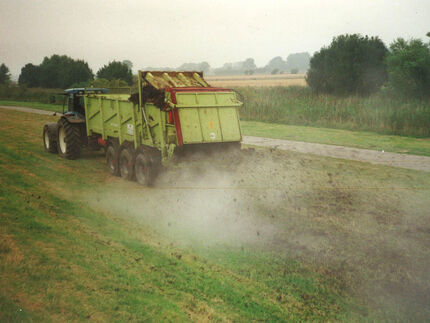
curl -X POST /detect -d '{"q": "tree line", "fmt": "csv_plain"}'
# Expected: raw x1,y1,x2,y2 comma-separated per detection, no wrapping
145,53,311,76
307,33,430,98
1,32,429,99
13,55,133,89
1,53,310,90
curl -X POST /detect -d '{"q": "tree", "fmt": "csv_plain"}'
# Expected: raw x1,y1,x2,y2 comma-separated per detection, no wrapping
285,52,310,73
122,60,133,71
0,63,11,84
198,62,210,74
386,38,430,98
32,54,93,88
266,56,287,73
18,63,41,87
306,34,388,95
177,62,210,74
243,58,256,71
97,61,133,85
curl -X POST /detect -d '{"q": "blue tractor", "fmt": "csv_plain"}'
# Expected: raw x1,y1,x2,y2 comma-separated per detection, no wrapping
43,88,109,159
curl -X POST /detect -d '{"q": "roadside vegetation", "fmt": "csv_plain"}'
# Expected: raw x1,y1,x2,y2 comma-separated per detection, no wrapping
237,86,430,137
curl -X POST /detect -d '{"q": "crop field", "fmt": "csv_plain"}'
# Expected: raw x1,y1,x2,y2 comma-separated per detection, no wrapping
1,109,429,321
205,74,307,87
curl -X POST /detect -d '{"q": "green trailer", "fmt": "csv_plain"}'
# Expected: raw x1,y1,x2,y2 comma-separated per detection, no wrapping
42,71,243,185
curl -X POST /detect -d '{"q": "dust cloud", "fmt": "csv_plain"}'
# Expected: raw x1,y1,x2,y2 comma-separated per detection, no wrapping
82,147,430,321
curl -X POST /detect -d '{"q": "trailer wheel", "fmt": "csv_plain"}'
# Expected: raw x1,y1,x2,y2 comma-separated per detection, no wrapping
106,142,119,176
43,123,58,153
57,118,82,159
119,145,135,181
135,152,152,186
135,148,162,186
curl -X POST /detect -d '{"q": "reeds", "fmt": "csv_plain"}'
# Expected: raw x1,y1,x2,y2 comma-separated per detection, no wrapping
237,86,430,137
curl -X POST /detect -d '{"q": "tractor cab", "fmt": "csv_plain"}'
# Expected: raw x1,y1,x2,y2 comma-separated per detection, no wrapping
62,88,109,117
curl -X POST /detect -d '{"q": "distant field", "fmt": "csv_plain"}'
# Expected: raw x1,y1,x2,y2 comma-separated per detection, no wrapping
206,74,307,87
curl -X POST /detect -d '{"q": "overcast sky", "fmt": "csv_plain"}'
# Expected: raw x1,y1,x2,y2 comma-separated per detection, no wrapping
1,0,429,78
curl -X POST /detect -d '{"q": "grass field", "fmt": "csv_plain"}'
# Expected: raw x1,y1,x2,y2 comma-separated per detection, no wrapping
1,109,429,321
205,74,307,87
0,109,354,321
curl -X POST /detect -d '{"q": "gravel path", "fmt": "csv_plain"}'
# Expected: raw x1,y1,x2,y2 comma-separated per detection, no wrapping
243,136,430,172
0,105,60,116
1,105,429,172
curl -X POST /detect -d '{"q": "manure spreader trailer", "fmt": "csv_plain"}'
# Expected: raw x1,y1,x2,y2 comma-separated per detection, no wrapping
42,71,243,185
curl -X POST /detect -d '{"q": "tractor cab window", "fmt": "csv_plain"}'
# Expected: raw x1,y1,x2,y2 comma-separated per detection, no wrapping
75,96,85,115
66,93,85,115
67,95,74,112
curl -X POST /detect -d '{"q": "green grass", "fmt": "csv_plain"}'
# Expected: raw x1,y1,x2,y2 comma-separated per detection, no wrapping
236,86,430,137
1,109,429,321
241,120,430,157
0,109,356,321
0,100,63,112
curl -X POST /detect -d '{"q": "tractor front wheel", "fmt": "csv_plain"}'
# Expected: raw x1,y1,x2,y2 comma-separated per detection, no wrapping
57,118,82,159
43,123,58,153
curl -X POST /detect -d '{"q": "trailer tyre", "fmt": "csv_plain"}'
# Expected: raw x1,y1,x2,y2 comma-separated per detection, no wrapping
135,152,153,186
106,143,119,176
43,123,58,153
119,145,135,181
57,118,82,159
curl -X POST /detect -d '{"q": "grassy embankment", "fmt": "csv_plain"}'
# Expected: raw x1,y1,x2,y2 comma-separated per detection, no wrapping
0,109,356,321
1,109,429,321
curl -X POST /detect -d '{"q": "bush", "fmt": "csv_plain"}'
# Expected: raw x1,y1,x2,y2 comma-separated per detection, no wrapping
385,38,430,98
306,34,388,95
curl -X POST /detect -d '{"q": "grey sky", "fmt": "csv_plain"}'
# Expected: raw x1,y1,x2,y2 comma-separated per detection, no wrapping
1,0,429,78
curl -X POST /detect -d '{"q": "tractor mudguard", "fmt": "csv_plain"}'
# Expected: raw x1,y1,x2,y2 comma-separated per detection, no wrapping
63,114,86,124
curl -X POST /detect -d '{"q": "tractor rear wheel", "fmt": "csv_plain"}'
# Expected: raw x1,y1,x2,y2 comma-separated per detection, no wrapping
57,118,82,160
106,141,119,176
119,144,135,181
43,123,58,153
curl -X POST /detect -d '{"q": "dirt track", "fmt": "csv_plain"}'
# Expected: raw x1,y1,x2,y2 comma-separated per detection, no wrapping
0,105,60,116
244,136,430,172
1,105,429,172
